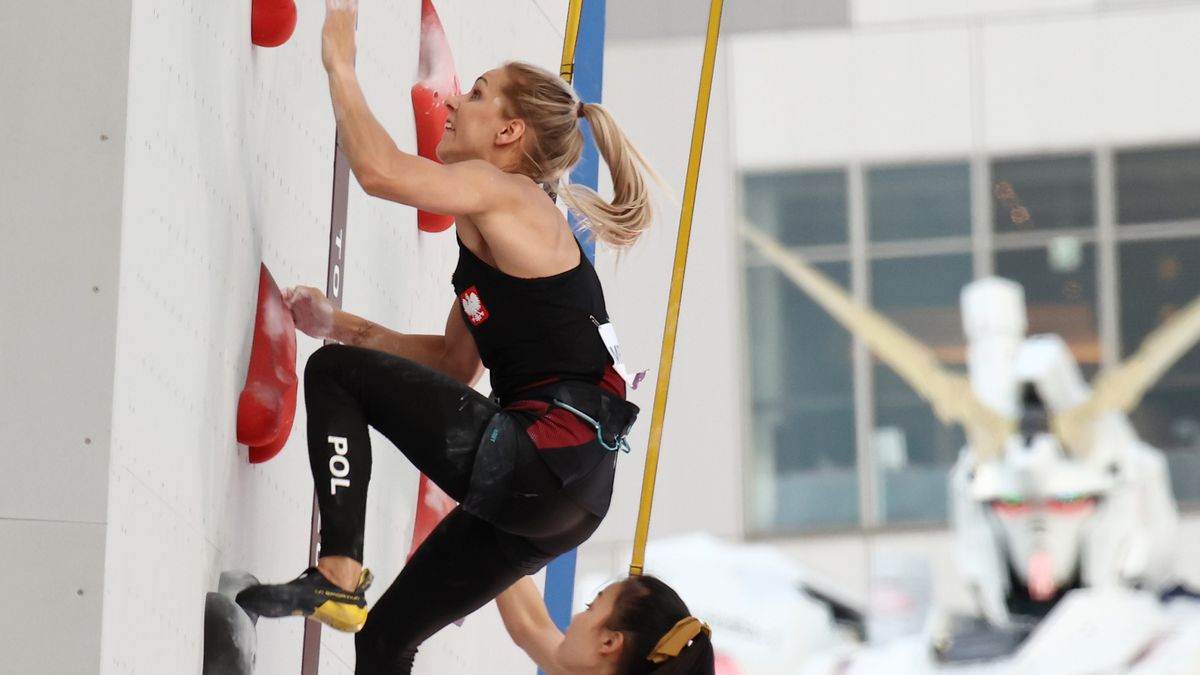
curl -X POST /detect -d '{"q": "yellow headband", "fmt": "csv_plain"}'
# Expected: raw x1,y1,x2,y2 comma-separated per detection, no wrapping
646,617,712,664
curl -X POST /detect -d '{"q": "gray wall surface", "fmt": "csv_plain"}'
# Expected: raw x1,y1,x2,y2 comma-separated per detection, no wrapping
0,0,133,671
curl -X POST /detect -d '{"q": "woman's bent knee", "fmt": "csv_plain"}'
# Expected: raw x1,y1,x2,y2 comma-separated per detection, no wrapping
355,627,416,674
304,343,354,386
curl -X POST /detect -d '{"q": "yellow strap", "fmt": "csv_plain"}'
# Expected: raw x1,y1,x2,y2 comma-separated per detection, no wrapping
560,0,584,83
629,0,725,577
647,617,712,663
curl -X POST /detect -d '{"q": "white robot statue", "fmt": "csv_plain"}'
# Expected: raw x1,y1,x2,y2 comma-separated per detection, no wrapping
953,278,1179,628
741,224,1200,673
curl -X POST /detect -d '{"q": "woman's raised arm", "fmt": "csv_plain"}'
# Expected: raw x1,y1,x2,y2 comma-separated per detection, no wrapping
496,577,565,673
321,0,513,217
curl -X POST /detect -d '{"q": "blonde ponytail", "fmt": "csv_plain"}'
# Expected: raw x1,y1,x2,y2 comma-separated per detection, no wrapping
559,102,656,249
501,62,659,249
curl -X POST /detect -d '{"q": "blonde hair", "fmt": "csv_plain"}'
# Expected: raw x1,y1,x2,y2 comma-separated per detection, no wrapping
501,61,657,249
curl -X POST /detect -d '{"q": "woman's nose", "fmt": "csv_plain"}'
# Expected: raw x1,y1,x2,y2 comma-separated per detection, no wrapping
445,93,460,110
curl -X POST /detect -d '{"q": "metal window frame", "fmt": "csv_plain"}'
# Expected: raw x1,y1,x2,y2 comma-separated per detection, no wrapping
1097,147,1120,368
849,162,876,528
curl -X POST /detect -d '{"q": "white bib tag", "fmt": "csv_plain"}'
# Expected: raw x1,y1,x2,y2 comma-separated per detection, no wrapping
596,321,647,390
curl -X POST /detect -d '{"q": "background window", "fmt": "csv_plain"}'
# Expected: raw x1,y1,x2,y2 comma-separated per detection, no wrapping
870,254,972,524
743,170,848,247
745,261,858,531
991,154,1094,233
1116,145,1200,225
996,243,1100,373
867,162,971,242
1119,238,1200,502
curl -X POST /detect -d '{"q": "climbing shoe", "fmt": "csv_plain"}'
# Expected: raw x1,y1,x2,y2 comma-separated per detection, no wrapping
236,567,373,633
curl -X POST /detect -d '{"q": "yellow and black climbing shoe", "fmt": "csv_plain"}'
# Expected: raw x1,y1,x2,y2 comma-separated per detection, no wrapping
236,567,374,633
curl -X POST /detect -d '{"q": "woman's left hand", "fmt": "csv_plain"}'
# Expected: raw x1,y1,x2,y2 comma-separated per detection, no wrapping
322,0,358,73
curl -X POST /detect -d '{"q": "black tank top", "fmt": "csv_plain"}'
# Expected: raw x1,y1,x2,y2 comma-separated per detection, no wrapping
451,236,613,401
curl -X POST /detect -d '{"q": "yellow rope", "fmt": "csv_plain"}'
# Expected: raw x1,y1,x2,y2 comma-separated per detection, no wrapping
560,0,584,83
629,0,725,577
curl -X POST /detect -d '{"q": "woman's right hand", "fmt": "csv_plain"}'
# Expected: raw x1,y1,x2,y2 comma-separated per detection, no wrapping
283,286,336,339
322,0,358,75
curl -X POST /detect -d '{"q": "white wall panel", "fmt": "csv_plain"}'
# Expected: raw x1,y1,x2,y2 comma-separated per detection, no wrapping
101,469,218,673
1095,7,1200,146
103,0,335,670
982,7,1200,153
850,28,973,161
531,0,571,39
731,32,855,169
982,16,1104,152
731,27,972,169
732,6,1200,163
853,0,1097,25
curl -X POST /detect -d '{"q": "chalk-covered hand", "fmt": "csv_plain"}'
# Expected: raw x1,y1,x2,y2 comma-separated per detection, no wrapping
283,286,336,339
323,0,358,73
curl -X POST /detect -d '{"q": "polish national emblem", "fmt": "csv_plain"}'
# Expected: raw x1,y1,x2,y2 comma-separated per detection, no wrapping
460,286,489,326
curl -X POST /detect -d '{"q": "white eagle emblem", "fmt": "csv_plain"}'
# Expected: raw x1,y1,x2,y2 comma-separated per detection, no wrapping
460,286,489,326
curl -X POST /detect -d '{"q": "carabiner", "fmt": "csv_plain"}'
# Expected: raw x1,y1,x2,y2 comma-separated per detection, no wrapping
551,399,631,454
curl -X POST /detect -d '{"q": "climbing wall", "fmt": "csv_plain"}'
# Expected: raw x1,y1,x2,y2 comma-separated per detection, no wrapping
96,1,568,673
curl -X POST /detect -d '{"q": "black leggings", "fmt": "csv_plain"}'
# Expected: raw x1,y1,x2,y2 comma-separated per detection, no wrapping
304,344,603,674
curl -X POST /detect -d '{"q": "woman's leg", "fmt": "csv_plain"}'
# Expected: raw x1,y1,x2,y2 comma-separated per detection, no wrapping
237,345,500,629
303,344,499,562
353,508,546,675
249,344,611,645
353,452,604,674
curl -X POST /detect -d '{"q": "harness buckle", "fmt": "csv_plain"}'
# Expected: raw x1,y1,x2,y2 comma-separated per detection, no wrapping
551,398,632,454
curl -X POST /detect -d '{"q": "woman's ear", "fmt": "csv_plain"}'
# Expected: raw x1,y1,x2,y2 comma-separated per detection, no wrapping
495,118,526,148
599,629,624,658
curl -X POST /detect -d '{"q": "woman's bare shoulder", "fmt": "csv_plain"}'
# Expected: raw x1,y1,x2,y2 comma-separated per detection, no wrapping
473,184,577,278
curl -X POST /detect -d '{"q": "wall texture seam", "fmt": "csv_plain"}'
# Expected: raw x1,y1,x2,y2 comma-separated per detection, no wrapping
0,516,107,526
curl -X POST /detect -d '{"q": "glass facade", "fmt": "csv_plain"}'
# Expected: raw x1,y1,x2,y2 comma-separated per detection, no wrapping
745,245,857,529
1116,145,1200,224
1118,238,1200,498
867,162,971,242
744,170,848,247
871,254,971,524
991,154,1094,233
742,143,1200,533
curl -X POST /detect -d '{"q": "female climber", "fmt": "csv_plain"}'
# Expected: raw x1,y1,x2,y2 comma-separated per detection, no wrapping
497,575,716,675
236,0,657,672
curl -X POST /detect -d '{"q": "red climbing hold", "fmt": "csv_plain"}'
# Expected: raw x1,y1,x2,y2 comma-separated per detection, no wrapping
251,0,298,48
408,475,458,561
411,0,460,233
246,384,296,464
237,264,298,463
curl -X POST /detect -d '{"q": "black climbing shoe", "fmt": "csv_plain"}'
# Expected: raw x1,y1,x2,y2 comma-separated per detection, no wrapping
236,567,373,633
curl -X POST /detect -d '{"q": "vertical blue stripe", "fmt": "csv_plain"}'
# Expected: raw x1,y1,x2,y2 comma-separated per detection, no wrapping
542,3,605,668
566,0,605,265
542,547,578,636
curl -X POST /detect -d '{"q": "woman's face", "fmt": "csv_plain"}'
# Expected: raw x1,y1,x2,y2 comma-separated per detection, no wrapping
437,68,513,163
556,582,625,672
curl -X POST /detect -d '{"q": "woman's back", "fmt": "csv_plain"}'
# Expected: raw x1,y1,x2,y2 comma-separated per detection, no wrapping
451,232,614,401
